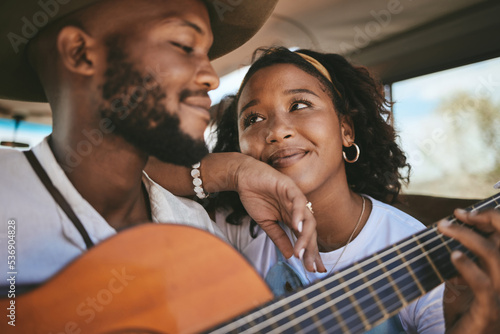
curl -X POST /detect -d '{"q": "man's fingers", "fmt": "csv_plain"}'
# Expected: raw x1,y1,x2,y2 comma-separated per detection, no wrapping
315,251,326,273
439,215,500,289
452,250,500,333
450,250,491,298
454,208,499,232
293,214,314,259
288,185,311,233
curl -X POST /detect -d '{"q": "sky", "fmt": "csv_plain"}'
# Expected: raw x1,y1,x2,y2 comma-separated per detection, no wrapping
0,118,51,148
392,57,500,197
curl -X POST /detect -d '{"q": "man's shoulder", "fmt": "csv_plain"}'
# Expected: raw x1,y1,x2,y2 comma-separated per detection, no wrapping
0,147,31,176
0,146,24,160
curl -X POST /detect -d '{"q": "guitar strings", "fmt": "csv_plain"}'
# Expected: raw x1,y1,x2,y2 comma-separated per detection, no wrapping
211,196,498,334
212,224,451,334
304,238,466,334
249,202,490,334
291,241,465,334
276,225,468,333
246,226,457,334
218,195,499,333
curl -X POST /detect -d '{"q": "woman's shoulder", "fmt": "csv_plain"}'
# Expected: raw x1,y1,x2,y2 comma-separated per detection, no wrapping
367,195,426,234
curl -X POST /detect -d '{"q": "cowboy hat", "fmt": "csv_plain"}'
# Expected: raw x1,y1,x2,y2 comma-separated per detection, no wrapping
0,0,278,102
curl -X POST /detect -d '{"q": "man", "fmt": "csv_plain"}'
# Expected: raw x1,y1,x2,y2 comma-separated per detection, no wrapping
0,0,324,331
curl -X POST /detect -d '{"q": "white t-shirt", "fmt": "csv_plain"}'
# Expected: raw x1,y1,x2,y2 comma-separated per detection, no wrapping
0,137,225,285
215,196,445,334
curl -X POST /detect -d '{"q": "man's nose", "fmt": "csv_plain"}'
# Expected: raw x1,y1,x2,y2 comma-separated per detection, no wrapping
196,57,220,91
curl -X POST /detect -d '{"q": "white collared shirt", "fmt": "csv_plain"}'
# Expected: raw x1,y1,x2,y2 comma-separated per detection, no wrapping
0,137,225,285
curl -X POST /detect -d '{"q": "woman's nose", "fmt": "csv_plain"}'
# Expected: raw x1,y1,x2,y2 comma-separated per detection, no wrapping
265,116,295,143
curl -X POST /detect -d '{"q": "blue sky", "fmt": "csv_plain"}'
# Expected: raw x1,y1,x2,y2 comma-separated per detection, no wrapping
391,56,500,196
0,118,51,148
393,57,500,120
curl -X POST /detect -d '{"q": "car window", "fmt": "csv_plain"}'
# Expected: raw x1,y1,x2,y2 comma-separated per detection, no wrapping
391,56,500,199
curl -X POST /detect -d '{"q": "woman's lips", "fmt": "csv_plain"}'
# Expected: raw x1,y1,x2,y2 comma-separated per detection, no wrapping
267,148,308,168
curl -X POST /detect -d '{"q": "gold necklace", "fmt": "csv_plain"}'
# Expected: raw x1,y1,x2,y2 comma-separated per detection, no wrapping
307,196,366,281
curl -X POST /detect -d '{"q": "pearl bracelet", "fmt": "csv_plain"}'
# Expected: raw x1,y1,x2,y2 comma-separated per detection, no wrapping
191,162,209,199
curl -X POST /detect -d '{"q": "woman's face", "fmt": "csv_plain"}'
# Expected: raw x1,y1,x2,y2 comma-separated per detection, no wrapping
237,63,353,195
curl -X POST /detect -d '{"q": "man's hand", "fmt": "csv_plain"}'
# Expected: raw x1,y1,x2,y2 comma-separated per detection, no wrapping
438,208,500,334
233,157,326,273
145,153,325,273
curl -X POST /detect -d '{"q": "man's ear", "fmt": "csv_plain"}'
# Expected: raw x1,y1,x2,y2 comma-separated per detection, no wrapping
341,114,355,146
57,26,97,76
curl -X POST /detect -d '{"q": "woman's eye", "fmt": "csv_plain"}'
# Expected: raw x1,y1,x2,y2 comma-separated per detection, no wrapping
290,101,310,111
171,42,194,54
243,113,264,128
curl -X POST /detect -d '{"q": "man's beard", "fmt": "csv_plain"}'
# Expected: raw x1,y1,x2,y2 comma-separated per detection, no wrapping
98,37,209,167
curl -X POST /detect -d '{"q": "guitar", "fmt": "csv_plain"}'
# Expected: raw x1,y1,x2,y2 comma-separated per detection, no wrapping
1,193,498,334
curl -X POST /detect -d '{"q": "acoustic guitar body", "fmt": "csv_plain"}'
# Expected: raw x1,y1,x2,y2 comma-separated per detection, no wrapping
0,224,273,333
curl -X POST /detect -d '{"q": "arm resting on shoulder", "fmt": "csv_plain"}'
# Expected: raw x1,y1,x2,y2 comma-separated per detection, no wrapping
145,154,325,273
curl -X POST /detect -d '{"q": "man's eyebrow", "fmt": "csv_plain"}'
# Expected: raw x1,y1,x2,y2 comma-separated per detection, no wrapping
283,88,320,97
161,18,205,35
239,99,260,116
179,19,204,35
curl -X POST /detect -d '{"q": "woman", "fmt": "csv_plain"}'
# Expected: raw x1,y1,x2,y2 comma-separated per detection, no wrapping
210,47,417,274
146,47,500,333
208,47,442,332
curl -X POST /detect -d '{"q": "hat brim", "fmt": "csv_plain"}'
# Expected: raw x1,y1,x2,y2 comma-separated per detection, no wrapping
0,0,278,102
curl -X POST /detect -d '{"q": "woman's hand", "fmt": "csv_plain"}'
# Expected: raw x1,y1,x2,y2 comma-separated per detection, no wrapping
438,208,500,334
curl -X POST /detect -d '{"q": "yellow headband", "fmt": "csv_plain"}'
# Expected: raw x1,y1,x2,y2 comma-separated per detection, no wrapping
295,52,332,83
295,52,342,97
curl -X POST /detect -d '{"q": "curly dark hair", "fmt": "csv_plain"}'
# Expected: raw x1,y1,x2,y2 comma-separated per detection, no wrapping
207,47,410,229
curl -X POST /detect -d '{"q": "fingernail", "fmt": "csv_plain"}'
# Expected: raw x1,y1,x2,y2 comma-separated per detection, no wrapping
451,250,463,261
439,220,452,228
298,248,305,260
297,221,303,233
313,262,317,273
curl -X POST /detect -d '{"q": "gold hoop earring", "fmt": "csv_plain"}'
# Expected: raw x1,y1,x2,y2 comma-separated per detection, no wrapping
343,143,360,163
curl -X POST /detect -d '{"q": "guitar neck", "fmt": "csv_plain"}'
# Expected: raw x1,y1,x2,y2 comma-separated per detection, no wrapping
209,193,500,334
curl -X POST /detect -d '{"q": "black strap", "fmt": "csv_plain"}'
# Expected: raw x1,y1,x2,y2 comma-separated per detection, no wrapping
24,150,94,249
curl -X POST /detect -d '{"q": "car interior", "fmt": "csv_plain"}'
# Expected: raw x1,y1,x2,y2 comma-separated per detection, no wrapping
1,0,499,226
